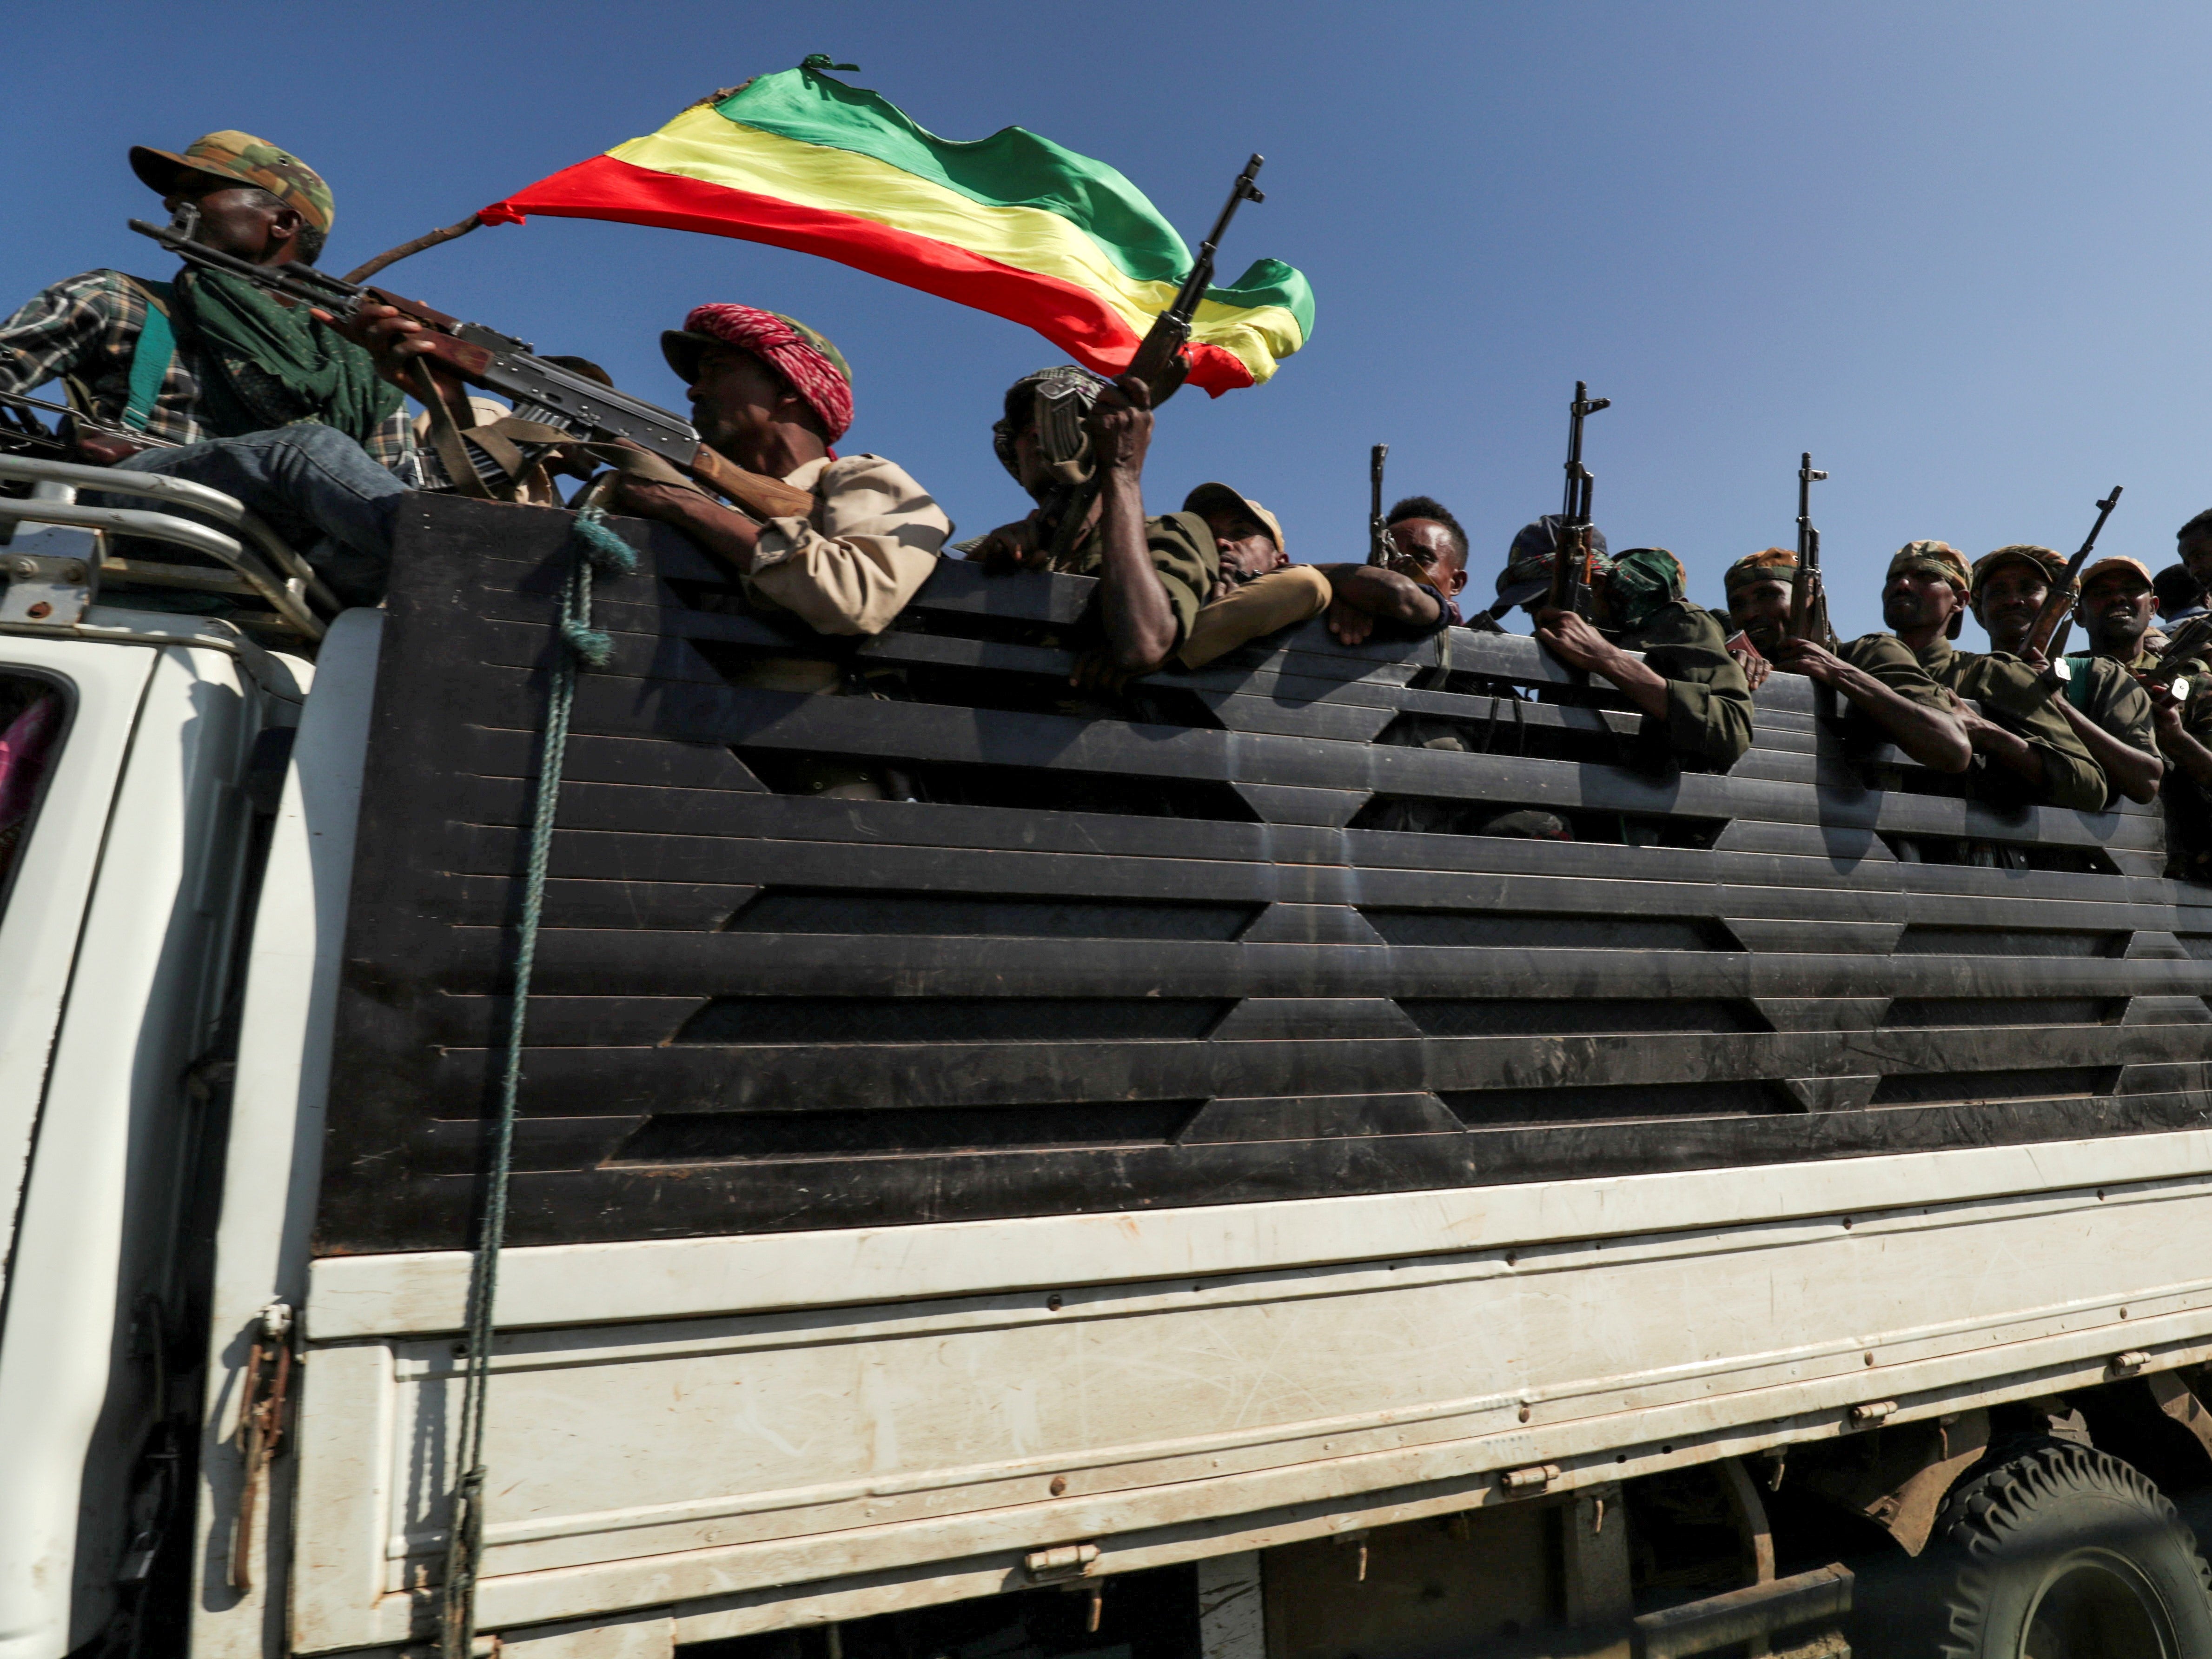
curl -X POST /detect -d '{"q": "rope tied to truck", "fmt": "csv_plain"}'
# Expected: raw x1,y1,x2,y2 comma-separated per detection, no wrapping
439,491,635,1659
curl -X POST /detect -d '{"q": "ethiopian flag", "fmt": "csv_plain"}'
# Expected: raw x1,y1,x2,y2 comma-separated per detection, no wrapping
479,66,1312,395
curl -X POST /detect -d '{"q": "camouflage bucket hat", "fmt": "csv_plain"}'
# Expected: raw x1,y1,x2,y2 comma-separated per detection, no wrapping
130,130,333,233
1969,544,2067,600
1886,540,1969,593
1607,547,1687,631
1724,547,1797,597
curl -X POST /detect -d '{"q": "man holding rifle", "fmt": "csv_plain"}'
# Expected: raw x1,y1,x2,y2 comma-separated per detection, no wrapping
1494,519,1754,771
1967,546,2160,806
1721,549,1972,775
0,132,417,604
970,366,1217,679
1858,542,2104,811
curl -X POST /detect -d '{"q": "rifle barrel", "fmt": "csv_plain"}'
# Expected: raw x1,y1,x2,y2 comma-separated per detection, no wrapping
129,219,362,309
2026,484,2126,660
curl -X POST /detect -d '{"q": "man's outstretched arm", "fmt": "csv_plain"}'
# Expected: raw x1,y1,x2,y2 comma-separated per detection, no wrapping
1774,637,1972,772
1086,374,1178,674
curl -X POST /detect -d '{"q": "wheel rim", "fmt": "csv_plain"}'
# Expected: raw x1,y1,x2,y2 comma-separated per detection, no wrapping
2021,1550,2179,1659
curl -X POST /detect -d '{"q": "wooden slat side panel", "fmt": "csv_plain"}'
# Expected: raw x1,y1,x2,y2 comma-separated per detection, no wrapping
315,497,2205,1256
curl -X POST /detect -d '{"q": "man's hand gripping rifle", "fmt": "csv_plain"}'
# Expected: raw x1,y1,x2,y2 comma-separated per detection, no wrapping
1043,156,1264,563
1786,451,1833,649
2025,485,2123,675
1544,381,1609,617
128,212,810,520
2139,612,2212,698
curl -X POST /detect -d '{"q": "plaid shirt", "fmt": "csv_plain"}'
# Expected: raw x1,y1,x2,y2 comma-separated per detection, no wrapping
0,268,418,478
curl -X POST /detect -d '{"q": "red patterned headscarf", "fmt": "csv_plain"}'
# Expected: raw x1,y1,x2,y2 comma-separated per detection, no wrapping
662,304,854,443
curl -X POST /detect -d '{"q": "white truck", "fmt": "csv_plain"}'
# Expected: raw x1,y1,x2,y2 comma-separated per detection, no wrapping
5,463,2212,1659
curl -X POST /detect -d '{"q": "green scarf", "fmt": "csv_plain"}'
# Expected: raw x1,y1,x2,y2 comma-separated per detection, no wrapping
179,268,402,446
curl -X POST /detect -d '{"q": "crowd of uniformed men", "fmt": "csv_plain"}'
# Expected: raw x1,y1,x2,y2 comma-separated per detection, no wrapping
8,131,2212,866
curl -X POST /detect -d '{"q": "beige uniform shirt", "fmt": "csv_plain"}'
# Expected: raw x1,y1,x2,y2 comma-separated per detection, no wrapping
745,453,953,637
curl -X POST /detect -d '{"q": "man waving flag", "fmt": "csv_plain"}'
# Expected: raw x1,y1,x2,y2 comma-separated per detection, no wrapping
479,60,1312,395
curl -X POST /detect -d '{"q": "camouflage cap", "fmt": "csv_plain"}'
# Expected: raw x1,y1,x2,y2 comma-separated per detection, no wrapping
1969,544,2067,600
1724,547,1797,596
1886,540,1970,594
1182,482,1285,557
130,131,333,233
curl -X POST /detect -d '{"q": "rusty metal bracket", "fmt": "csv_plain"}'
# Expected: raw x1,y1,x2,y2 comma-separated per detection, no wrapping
1502,1463,1562,1492
229,1302,295,1591
0,545,95,626
1023,1542,1099,1584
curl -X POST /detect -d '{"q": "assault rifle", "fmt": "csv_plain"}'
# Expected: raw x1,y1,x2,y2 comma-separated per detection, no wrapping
1368,444,1390,566
1044,156,1265,561
2138,612,2212,696
127,213,811,520
2025,484,2123,666
1786,451,1833,648
1544,381,1609,617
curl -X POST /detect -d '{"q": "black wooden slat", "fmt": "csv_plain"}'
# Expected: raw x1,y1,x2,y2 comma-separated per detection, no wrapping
338,1092,2212,1250
399,1019,2212,1117
431,764,2199,917
444,671,2155,851
430,815,2180,939
408,930,2212,1001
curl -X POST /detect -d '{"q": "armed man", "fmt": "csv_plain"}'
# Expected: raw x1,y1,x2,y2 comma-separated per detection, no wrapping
0,132,417,604
1493,518,1753,771
353,298,952,649
970,367,1215,682
2068,556,2166,674
1969,545,2162,807
1858,542,2105,811
1169,487,1458,669
1720,548,1971,773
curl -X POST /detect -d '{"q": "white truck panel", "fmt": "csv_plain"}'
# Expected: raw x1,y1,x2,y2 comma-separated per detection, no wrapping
289,1133,2212,1651
0,640,257,1659
187,611,379,1659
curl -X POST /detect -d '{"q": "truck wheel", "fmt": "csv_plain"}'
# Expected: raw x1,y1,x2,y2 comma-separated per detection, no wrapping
1927,1438,2212,1659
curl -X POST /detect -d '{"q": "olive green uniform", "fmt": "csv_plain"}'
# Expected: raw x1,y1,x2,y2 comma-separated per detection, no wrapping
1608,598,1755,771
1061,509,1220,656
1835,632,1960,724
2059,653,2160,801
1906,635,2106,812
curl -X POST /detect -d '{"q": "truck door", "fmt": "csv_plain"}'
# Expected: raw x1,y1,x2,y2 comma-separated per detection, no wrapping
0,638,153,1281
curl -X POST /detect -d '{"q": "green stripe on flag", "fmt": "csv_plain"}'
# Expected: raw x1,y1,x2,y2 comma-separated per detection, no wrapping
718,70,1214,290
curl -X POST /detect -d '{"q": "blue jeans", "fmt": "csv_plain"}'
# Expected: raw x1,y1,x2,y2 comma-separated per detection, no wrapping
101,424,408,609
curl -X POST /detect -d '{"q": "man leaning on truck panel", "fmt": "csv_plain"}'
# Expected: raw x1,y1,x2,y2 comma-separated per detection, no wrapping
1723,547,1973,774
1854,541,2104,812
1497,518,1755,772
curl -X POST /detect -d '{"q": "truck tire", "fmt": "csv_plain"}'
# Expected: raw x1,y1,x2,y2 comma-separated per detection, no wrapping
1925,1438,2212,1659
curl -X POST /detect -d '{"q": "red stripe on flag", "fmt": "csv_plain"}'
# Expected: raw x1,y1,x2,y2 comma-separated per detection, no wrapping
482,156,1253,396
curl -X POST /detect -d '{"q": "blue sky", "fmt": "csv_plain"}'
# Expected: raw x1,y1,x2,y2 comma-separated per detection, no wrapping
4,1,2205,640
